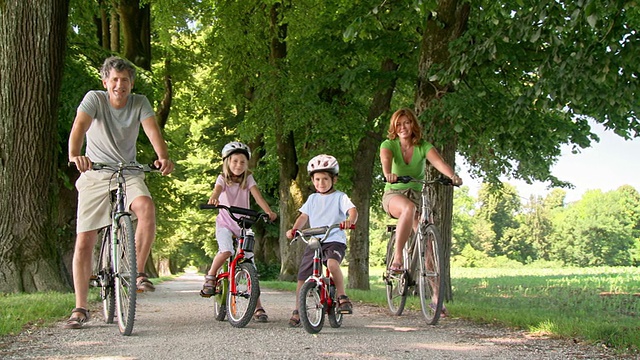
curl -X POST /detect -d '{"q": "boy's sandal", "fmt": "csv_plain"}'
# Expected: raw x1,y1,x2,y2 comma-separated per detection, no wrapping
253,307,268,322
337,295,353,314
199,275,217,298
288,310,301,327
63,307,89,329
136,272,156,292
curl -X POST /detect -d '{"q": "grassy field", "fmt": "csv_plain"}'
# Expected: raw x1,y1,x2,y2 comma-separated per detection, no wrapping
1,267,638,354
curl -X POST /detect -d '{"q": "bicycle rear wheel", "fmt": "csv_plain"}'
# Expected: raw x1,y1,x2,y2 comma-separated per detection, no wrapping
213,264,228,321
299,280,325,334
417,224,445,325
226,262,260,328
114,215,137,335
385,230,407,315
96,228,115,323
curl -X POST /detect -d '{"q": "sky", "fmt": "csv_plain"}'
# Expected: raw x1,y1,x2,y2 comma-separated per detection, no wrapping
458,121,640,203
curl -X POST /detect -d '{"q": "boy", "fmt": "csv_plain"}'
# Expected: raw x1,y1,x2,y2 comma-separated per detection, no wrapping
285,154,358,327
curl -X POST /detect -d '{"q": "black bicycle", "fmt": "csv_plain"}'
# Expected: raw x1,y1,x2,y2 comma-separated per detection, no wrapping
383,175,455,325
72,161,158,336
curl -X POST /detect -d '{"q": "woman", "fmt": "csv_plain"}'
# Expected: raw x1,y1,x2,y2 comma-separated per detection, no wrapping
379,108,462,272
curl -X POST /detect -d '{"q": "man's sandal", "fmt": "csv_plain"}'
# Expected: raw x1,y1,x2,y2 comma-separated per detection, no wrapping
136,272,156,293
388,262,404,273
253,307,268,322
337,295,353,314
288,310,301,327
63,307,89,329
200,275,217,298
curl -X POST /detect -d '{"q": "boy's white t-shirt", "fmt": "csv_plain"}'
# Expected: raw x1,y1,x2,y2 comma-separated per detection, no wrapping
299,190,356,244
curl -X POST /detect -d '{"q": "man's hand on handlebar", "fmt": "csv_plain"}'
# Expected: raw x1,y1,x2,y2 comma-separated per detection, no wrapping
153,158,174,176
69,156,92,173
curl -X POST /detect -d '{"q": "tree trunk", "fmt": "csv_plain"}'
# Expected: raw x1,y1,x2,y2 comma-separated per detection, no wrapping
117,0,151,70
414,0,470,301
348,58,399,290
267,1,302,281
110,7,119,52
0,0,70,293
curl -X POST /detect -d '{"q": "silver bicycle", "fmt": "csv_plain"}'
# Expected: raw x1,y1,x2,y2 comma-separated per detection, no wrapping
383,175,455,325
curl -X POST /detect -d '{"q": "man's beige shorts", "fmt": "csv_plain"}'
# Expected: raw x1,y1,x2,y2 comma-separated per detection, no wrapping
381,188,421,218
76,171,151,233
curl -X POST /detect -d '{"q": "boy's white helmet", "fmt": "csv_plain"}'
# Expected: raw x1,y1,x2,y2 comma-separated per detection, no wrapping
222,141,251,160
307,154,339,176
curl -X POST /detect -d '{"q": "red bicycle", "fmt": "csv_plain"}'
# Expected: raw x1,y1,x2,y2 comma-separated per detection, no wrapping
290,223,355,334
199,204,269,328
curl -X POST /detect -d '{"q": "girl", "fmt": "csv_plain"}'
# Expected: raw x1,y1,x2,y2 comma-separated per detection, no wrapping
200,141,277,322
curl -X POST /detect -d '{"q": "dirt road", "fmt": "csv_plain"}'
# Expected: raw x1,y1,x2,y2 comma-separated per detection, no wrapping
0,272,623,359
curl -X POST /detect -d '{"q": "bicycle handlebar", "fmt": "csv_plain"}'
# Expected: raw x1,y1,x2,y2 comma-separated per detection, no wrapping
289,223,356,246
68,161,160,172
390,175,458,187
199,203,270,224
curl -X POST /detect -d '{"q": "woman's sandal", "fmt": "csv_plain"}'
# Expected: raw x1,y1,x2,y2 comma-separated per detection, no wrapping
337,295,353,314
288,310,301,327
136,272,156,292
253,307,268,322
199,275,217,298
63,307,90,329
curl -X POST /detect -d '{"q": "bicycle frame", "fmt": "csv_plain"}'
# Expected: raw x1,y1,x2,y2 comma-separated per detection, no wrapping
384,175,453,325
199,203,268,328
75,161,157,336
291,223,355,334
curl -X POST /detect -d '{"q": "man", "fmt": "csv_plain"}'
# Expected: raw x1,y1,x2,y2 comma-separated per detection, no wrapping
65,56,174,329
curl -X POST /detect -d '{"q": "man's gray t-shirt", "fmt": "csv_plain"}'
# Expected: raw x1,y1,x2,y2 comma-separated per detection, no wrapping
78,90,155,163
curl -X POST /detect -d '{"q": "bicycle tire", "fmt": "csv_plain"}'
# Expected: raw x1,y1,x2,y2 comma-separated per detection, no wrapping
327,282,343,328
97,228,115,324
213,264,228,321
385,230,407,315
299,280,325,334
417,224,445,325
114,215,137,335
226,262,260,328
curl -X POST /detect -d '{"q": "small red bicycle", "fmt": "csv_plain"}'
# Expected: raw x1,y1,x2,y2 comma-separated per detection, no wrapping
199,204,269,328
290,223,355,334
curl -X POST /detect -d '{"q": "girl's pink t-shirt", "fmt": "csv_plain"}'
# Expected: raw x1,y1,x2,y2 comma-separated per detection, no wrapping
215,174,256,236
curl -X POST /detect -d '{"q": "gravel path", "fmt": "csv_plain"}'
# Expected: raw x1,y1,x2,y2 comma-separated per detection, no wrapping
0,272,627,359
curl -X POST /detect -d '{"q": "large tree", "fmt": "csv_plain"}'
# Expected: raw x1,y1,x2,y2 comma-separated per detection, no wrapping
0,0,70,292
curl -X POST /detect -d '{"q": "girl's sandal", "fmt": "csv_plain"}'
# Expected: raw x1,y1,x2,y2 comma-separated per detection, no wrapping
253,307,269,322
199,275,217,298
288,310,301,327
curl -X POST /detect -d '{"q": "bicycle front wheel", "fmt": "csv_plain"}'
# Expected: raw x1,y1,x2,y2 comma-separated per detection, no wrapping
299,280,325,334
226,262,260,328
114,215,137,335
417,224,445,325
327,282,343,328
385,230,407,315
96,228,115,323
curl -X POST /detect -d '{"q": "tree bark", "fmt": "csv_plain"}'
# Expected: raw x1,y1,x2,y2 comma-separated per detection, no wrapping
414,0,469,301
348,58,399,290
116,0,151,70
0,0,70,293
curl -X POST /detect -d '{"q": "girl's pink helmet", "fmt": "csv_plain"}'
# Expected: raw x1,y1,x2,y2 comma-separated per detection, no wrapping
307,154,339,176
